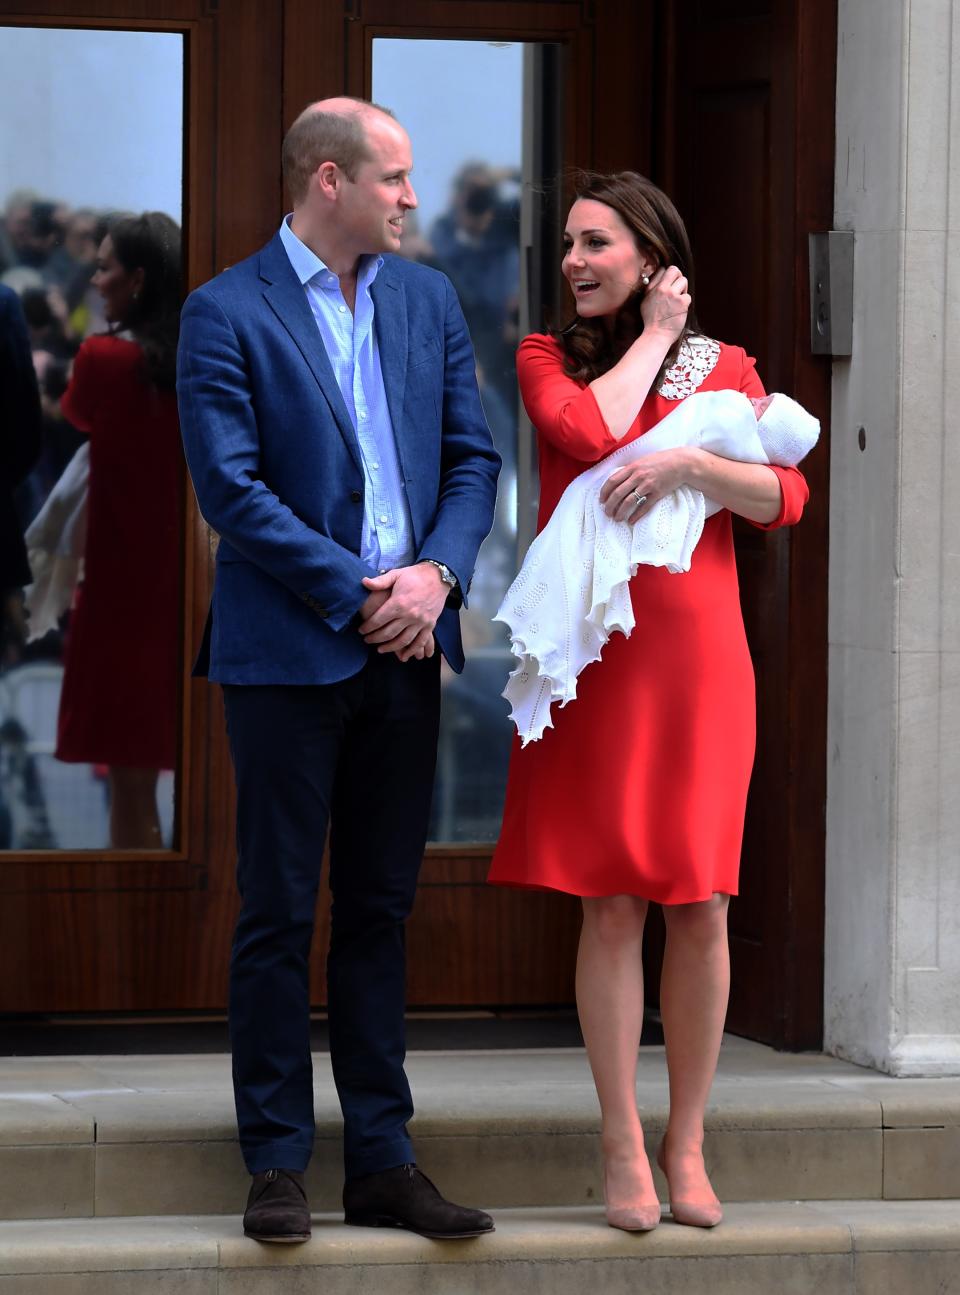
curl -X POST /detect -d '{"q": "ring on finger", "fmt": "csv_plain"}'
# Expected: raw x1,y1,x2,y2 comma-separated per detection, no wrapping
630,488,648,511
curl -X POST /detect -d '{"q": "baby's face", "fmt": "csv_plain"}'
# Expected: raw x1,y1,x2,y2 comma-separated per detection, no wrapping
750,395,775,420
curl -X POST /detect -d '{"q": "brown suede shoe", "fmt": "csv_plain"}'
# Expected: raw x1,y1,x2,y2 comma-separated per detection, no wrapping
243,1168,311,1242
343,1164,494,1239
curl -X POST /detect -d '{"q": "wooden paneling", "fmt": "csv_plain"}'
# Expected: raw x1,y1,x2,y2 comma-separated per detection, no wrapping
644,0,834,1049
306,853,583,1007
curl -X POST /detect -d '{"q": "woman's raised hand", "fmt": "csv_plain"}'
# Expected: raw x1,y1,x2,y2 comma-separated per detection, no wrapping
639,266,691,342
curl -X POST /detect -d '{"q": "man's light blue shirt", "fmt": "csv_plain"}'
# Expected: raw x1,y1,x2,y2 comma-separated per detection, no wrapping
278,216,415,573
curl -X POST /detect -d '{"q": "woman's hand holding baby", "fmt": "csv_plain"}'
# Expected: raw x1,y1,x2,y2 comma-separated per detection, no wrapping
599,448,696,523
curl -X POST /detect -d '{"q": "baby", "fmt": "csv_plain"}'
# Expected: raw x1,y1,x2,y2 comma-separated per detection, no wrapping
497,389,819,744
599,389,819,572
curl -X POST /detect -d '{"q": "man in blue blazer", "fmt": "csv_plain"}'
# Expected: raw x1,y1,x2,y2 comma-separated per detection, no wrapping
177,98,500,1243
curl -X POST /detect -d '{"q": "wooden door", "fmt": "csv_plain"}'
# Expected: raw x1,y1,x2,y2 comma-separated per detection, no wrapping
2,1,833,1044
284,0,654,1007
0,0,282,1013
641,0,835,1049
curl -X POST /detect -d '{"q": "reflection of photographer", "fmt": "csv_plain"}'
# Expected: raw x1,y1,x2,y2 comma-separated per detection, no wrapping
429,163,520,410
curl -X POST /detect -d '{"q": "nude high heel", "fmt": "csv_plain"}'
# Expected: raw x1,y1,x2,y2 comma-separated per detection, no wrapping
602,1163,661,1233
656,1139,723,1228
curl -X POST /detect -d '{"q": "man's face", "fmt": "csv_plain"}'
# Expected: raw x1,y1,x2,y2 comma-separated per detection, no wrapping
338,116,417,255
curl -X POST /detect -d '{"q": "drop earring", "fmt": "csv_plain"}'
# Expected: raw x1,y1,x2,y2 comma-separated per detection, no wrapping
641,274,650,287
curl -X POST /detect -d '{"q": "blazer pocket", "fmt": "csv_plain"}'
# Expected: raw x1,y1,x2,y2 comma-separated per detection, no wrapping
408,339,443,370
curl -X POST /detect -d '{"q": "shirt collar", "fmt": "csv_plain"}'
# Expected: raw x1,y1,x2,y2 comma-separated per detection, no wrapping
279,216,383,291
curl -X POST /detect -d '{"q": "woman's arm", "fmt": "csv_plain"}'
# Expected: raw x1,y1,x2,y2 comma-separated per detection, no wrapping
599,444,781,524
587,267,690,438
681,448,781,523
587,328,673,440
600,345,808,526
517,267,692,460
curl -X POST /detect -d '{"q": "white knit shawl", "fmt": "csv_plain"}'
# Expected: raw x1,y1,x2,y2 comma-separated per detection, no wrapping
496,389,819,745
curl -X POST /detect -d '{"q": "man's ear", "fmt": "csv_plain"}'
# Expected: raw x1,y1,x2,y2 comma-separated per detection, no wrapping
313,161,341,201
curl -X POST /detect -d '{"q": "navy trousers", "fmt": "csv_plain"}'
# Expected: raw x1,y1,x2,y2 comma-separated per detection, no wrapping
222,650,441,1180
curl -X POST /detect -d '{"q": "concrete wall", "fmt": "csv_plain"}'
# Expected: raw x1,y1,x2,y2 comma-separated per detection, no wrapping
826,0,960,1074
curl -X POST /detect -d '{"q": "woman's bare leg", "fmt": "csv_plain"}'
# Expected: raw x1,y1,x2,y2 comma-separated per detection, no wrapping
576,895,659,1217
108,767,162,848
658,893,730,1219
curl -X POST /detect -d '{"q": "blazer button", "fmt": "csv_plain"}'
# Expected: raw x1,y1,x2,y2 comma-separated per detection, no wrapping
350,489,362,503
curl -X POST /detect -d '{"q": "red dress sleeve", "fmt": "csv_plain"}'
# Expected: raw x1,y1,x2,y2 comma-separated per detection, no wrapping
60,336,104,434
736,346,809,530
517,334,620,463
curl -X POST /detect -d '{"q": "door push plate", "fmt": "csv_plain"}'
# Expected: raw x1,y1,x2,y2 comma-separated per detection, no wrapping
809,231,854,356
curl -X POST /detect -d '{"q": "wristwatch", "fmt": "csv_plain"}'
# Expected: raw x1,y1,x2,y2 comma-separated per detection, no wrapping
423,559,458,592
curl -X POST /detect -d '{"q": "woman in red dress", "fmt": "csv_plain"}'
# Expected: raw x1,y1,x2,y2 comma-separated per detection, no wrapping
57,212,182,847
489,173,808,1231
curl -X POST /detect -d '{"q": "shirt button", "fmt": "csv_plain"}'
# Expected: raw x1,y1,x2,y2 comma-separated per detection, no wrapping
359,411,367,420
338,305,346,313
379,515,388,524
371,462,380,470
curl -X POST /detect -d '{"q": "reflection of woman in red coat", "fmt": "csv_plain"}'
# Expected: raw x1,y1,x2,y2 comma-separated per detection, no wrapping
490,174,808,1231
58,212,182,847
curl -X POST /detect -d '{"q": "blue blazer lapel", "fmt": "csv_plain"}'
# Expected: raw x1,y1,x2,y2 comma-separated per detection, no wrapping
258,236,363,473
371,265,408,464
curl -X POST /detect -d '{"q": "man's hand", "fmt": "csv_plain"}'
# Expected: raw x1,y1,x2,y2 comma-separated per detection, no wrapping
359,562,449,660
358,585,391,625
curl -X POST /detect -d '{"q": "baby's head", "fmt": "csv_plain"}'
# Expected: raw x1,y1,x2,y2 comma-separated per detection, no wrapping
749,395,775,420
748,393,820,466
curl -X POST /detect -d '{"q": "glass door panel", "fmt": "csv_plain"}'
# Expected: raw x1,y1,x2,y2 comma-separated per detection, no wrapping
373,36,561,844
0,25,184,849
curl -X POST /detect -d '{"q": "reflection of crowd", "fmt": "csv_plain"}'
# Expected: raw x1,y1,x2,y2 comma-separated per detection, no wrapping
402,164,522,609
399,163,523,841
1,169,522,845
427,164,520,412
0,191,117,541
0,193,183,848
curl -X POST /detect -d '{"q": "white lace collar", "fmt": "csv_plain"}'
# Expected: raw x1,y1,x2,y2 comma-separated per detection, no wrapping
657,335,721,400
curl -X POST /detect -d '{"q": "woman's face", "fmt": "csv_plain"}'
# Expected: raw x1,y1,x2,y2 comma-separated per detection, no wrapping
91,235,144,324
562,199,654,319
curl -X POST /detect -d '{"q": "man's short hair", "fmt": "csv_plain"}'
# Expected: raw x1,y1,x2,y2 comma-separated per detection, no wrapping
282,99,396,204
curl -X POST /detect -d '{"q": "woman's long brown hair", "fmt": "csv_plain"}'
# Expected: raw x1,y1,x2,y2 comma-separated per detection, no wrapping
551,171,701,386
108,211,182,391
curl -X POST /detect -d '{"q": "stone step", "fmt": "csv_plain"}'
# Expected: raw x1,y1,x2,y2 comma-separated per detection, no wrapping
1,1200,959,1294
2,1037,959,1221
